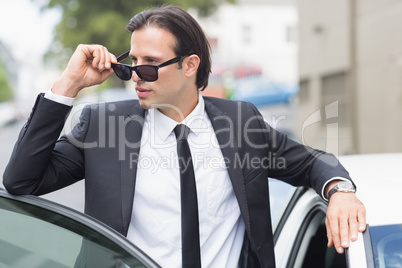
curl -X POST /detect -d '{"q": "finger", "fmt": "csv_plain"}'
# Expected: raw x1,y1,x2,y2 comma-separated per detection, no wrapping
325,219,334,248
100,68,115,81
327,234,334,248
328,213,344,254
91,46,101,70
349,213,359,241
97,46,107,71
103,47,114,69
357,207,367,232
339,214,350,250
111,54,117,64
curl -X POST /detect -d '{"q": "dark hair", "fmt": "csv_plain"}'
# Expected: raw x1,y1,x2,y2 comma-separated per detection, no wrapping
126,5,211,91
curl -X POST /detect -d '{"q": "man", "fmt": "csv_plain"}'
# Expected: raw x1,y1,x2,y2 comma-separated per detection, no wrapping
3,5,365,268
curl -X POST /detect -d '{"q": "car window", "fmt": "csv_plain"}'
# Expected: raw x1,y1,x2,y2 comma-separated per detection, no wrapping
299,215,346,268
0,195,155,268
268,178,296,231
370,224,402,268
289,207,346,268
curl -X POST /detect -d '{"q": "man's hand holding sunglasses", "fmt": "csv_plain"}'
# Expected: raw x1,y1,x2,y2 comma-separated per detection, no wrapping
52,44,117,98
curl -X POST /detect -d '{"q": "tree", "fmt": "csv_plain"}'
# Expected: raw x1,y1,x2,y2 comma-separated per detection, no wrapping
37,0,235,88
0,59,13,102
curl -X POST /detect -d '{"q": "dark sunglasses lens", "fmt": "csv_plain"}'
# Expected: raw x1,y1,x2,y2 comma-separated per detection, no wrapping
137,66,158,82
113,65,132,81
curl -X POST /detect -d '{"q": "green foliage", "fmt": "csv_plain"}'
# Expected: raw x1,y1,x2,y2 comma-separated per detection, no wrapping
0,59,13,102
38,0,234,61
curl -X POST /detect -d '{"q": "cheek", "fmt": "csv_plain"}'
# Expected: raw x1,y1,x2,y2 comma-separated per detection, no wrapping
158,69,184,89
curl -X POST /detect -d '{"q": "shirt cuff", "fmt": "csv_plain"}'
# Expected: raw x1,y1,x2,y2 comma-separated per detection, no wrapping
44,88,75,106
321,177,351,202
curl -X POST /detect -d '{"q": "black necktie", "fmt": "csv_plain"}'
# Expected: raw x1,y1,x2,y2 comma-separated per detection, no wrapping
174,124,201,268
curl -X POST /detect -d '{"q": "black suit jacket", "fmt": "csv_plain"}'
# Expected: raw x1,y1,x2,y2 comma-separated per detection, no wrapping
3,94,352,267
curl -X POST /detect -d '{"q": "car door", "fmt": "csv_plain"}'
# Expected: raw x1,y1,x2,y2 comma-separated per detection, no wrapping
0,188,160,268
271,182,376,268
273,185,343,268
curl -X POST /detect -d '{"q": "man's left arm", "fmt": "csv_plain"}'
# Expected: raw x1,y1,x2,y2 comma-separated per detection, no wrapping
324,180,366,254
253,102,367,254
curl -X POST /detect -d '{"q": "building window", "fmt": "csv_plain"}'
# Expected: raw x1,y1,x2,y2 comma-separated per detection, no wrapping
321,71,349,127
242,25,251,44
286,25,297,44
299,79,310,103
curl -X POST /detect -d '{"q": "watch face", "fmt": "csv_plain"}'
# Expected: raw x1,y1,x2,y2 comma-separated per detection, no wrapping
338,181,355,191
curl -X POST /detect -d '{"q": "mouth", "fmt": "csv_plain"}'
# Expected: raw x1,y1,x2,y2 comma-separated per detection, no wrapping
136,86,152,98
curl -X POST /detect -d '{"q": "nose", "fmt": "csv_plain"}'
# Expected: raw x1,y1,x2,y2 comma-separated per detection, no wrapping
131,70,142,83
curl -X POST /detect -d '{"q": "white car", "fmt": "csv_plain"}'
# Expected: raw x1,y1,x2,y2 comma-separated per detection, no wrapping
1,153,400,267
271,153,402,268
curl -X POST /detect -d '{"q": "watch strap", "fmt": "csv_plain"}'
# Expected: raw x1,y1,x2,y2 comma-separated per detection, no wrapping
328,181,355,200
328,186,339,200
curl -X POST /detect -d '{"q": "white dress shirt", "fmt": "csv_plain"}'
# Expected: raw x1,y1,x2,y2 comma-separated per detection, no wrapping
126,94,245,267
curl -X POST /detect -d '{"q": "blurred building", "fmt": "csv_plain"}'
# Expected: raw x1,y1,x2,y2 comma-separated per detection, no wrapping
192,0,298,88
298,0,402,155
192,0,299,135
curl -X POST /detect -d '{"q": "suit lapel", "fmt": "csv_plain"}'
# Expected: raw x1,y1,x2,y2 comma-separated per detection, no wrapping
204,99,251,233
119,104,146,236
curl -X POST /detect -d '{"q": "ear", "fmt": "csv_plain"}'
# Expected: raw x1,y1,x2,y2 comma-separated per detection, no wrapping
183,54,200,78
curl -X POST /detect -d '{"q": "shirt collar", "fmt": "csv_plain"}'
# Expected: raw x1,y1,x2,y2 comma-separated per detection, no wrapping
148,92,207,141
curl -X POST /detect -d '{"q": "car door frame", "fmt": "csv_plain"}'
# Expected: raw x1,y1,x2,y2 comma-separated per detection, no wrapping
345,225,375,268
0,188,160,268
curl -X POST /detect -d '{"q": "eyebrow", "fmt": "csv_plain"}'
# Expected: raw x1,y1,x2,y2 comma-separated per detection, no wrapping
129,54,163,63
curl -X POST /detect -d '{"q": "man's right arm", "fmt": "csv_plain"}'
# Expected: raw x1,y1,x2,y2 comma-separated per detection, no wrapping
3,94,79,195
3,44,117,195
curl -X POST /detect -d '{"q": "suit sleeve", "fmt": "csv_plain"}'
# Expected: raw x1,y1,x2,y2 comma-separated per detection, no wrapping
3,94,88,196
249,103,354,196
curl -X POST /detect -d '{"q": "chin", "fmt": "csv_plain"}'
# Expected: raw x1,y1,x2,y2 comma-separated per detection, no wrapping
138,99,152,110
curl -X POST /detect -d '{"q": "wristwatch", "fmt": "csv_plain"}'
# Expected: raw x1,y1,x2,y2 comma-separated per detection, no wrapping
328,181,356,200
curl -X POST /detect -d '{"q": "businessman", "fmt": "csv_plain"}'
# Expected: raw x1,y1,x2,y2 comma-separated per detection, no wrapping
3,5,366,268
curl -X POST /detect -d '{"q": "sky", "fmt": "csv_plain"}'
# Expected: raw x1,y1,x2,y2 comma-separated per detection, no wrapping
0,0,60,62
0,0,61,103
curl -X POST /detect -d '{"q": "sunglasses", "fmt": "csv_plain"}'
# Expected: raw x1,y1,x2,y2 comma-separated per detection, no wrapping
111,51,184,82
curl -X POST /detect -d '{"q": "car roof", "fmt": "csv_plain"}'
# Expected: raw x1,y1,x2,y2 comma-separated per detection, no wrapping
339,153,402,226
